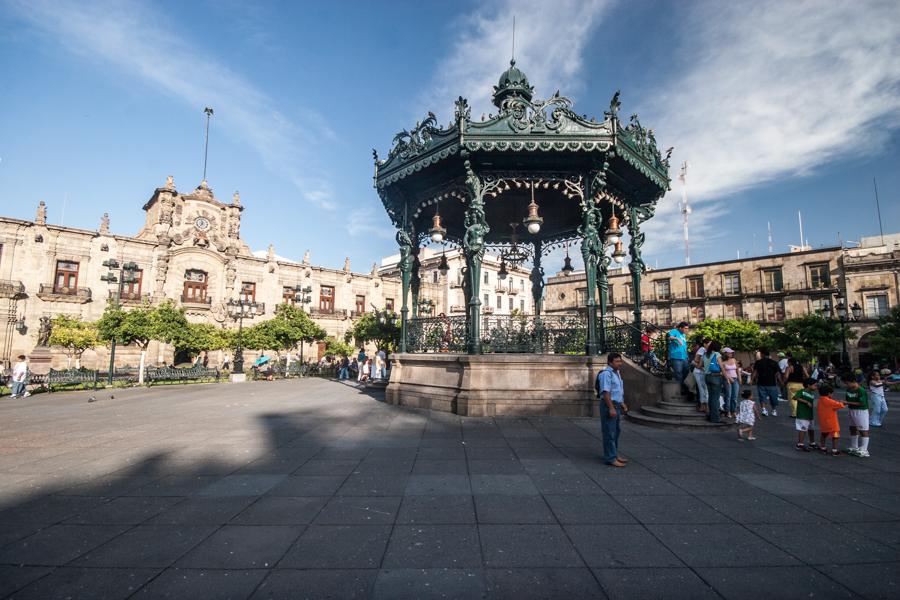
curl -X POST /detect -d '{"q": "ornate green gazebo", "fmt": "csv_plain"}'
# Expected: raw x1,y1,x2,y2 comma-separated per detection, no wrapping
375,60,671,361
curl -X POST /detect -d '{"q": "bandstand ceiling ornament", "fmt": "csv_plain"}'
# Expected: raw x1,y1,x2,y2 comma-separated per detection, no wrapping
373,59,671,355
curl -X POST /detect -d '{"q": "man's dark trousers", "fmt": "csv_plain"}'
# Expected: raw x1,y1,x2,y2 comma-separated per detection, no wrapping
599,402,621,464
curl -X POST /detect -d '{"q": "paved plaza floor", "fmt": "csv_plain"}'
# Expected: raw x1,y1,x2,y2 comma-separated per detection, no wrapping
0,379,898,599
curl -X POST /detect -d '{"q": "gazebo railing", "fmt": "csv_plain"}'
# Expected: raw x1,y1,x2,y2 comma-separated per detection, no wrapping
408,315,468,353
408,314,589,355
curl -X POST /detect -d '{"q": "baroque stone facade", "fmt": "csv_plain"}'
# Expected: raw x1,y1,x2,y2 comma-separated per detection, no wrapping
0,177,443,369
544,235,900,368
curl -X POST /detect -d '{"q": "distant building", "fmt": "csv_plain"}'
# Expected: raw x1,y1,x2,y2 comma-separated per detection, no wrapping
0,177,442,368
544,236,900,368
379,247,534,317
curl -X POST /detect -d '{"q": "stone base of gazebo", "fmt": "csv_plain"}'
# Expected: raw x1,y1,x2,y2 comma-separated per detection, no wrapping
386,353,608,417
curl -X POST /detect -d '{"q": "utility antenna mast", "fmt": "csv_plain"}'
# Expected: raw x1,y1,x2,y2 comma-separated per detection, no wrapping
202,107,214,183
678,162,692,265
767,222,773,254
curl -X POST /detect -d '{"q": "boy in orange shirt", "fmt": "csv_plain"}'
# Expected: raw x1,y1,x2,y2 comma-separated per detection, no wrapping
816,384,846,456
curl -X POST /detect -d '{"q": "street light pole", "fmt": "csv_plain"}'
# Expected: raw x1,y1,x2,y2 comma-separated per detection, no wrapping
227,298,258,381
834,298,862,370
292,285,312,366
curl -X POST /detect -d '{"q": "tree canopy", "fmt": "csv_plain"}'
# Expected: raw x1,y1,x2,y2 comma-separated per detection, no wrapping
688,318,765,352
241,303,325,353
49,315,100,365
96,300,190,350
768,314,851,361
324,336,355,358
347,311,400,352
869,305,900,364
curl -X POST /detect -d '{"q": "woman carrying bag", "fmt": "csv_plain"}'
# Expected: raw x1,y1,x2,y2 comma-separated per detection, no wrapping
704,341,727,424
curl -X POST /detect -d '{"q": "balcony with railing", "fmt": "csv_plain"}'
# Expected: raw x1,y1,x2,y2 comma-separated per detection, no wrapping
310,307,348,318
37,283,92,303
0,280,25,298
180,294,212,308
110,290,150,304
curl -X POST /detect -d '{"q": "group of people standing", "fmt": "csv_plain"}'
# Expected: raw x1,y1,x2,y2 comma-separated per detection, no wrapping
349,348,387,382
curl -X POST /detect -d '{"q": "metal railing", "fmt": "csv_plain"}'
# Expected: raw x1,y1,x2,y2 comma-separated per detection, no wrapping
38,284,92,301
180,294,212,305
0,280,25,298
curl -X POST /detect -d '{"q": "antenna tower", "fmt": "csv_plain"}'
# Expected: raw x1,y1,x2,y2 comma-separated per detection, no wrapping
678,162,691,265
767,222,773,254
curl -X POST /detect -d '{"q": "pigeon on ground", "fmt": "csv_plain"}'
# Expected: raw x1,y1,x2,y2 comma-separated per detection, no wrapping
88,396,97,403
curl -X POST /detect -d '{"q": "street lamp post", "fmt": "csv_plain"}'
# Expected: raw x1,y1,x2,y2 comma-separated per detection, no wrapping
291,285,312,365
834,298,862,369
227,298,258,381
100,260,139,385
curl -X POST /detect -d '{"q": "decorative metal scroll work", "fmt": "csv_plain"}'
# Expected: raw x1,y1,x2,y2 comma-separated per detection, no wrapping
407,315,468,353
408,314,586,354
389,112,444,160
502,92,579,133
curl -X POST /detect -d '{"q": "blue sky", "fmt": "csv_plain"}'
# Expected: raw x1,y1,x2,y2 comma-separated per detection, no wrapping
1,0,898,273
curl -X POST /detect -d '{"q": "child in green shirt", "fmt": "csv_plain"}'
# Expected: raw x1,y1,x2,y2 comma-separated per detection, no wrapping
793,378,818,452
842,375,871,457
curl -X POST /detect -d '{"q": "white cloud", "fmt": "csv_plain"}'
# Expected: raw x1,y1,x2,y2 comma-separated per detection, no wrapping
639,0,900,258
346,206,395,240
421,0,616,120
8,0,338,210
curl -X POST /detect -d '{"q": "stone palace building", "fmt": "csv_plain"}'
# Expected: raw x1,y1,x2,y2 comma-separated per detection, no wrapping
544,234,900,369
0,177,443,369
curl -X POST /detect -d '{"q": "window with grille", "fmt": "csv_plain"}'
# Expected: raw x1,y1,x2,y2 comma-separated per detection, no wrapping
240,282,256,302
660,306,673,325
356,295,366,315
484,271,489,285
762,268,783,292
811,297,830,315
655,279,671,300
576,288,588,306
182,269,207,301
765,299,785,321
865,294,888,317
520,299,525,312
319,285,334,312
483,293,488,306
432,271,438,283
690,305,705,322
385,298,394,312
723,273,741,295
283,287,295,305
54,260,79,293
725,302,743,319
123,269,143,299
496,295,502,309
687,276,704,298
808,263,830,289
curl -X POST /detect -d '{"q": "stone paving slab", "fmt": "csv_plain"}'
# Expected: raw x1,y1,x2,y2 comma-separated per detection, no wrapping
0,378,899,598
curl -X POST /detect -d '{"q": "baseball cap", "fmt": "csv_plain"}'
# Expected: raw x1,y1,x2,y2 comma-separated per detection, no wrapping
777,352,786,357
723,347,734,354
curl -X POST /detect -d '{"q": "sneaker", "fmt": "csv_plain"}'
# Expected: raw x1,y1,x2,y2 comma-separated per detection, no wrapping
761,407,769,416
795,443,806,451
771,410,777,417
857,449,871,458
809,442,819,449
846,448,860,456
23,392,31,398
830,449,842,456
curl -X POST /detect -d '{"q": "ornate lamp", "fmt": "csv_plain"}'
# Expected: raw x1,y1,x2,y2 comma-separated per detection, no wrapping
522,182,543,235
498,259,509,280
605,214,622,245
612,240,626,263
836,300,847,319
428,204,447,243
850,301,862,319
502,223,529,266
15,316,26,334
437,250,449,276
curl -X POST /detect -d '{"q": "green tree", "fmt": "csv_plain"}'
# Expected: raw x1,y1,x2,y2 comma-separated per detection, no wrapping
769,314,852,362
348,311,400,352
869,305,900,365
49,315,100,368
180,323,233,355
241,303,325,357
689,318,765,351
324,336,354,358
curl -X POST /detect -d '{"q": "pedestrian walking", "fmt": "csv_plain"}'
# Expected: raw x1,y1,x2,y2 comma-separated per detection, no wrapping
9,355,30,399
816,384,845,455
777,352,790,400
752,348,782,416
357,349,367,382
596,352,628,468
703,341,726,423
736,389,758,441
722,348,740,418
377,348,387,379
793,378,818,451
869,371,888,427
842,374,871,457
693,338,712,413
784,353,807,417
667,322,690,390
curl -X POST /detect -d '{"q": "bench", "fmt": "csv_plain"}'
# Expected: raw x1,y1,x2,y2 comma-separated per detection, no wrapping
144,366,220,385
48,368,99,392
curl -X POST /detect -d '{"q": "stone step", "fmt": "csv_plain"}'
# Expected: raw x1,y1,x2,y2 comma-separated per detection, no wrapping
640,405,711,422
658,400,700,411
626,410,731,430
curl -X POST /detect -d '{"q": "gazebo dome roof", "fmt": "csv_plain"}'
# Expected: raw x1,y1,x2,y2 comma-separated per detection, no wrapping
492,59,534,108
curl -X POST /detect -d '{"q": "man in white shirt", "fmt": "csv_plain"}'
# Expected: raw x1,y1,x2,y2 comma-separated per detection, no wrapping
377,349,387,379
10,355,30,398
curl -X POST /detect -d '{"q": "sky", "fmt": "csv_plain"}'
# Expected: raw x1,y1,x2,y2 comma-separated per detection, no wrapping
1,0,899,274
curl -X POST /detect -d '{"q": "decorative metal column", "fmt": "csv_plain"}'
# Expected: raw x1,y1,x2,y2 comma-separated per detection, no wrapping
627,205,646,350
597,249,611,351
579,201,601,356
530,239,544,316
410,245,421,319
462,160,491,354
397,226,413,353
